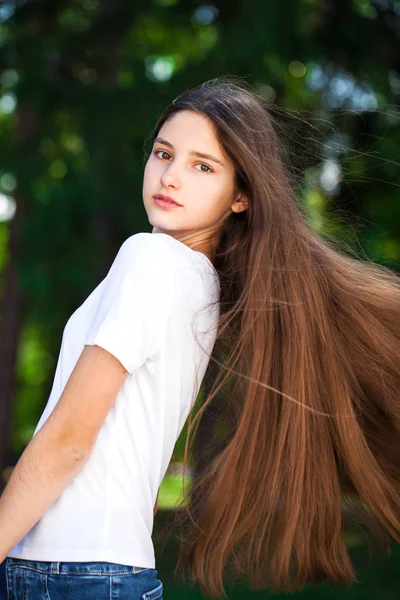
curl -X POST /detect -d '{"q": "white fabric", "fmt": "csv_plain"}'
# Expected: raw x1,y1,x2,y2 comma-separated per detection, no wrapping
7,232,220,569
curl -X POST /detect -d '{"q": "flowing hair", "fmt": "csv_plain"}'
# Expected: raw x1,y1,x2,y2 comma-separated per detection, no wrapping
148,76,400,598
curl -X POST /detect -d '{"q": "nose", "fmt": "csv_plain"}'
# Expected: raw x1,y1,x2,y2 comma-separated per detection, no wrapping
160,161,181,189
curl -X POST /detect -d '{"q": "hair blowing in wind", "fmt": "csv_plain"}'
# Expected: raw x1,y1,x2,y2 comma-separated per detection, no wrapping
150,77,400,599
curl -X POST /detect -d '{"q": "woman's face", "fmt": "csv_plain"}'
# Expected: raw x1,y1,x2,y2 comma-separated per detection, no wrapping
142,109,248,258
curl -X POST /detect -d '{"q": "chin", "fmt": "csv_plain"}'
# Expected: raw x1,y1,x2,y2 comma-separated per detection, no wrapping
147,215,170,233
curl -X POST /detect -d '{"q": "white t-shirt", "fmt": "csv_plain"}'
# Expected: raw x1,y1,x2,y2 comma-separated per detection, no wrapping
7,232,220,569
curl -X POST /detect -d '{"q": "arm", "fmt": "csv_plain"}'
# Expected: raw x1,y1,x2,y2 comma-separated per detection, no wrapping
0,423,92,563
0,344,129,563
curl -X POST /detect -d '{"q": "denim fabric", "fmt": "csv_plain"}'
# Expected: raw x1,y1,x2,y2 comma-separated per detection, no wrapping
4,557,163,600
0,560,7,600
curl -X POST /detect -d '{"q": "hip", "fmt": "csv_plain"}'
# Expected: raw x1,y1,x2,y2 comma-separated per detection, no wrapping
5,557,163,599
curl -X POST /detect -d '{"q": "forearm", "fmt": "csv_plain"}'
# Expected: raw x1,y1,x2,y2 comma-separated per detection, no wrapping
0,429,90,563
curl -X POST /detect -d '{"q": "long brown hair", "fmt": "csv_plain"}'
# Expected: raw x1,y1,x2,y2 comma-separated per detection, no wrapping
149,77,400,598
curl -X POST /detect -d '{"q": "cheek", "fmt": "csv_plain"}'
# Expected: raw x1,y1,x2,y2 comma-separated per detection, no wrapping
143,160,156,188
200,180,230,208
191,191,223,219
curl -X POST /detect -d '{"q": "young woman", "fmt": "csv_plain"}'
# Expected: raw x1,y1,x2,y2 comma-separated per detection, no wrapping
1,76,400,599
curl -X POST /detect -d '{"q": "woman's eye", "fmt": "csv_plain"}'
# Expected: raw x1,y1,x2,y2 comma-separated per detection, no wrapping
195,163,213,174
154,149,170,160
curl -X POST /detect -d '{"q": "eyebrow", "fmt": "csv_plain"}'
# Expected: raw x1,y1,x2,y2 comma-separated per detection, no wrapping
153,137,225,167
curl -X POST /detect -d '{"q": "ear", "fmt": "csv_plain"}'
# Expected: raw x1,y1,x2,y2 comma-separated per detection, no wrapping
232,193,249,214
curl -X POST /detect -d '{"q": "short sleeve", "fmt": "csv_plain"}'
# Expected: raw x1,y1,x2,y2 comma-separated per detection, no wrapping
84,233,175,373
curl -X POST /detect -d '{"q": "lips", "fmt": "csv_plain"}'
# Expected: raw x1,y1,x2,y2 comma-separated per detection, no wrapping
153,194,182,207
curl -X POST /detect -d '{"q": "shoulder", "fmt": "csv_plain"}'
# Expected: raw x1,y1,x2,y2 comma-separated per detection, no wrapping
99,233,176,300
114,232,175,272
117,233,208,293
119,232,172,256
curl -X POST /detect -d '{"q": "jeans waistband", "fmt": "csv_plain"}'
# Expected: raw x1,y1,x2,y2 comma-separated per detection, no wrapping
6,557,150,575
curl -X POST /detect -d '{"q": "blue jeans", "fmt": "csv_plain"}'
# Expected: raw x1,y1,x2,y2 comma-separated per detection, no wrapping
4,557,163,599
